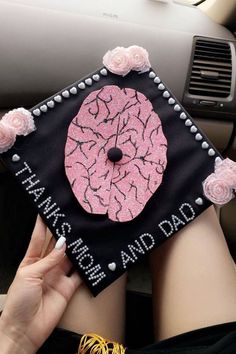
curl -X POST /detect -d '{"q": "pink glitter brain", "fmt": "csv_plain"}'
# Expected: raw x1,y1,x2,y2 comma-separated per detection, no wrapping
64,85,168,222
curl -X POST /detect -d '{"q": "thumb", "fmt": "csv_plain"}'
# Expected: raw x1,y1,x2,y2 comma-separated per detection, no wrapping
28,236,66,277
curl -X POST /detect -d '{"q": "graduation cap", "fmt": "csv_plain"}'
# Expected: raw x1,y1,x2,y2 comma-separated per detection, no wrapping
1,46,236,295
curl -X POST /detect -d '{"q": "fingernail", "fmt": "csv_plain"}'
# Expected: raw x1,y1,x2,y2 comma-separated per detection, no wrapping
55,236,66,250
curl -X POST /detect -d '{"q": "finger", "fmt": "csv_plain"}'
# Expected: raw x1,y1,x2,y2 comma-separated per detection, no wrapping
43,237,72,275
59,256,73,275
68,271,82,290
44,254,73,278
42,237,73,275
62,271,83,301
20,215,47,266
28,237,67,277
42,232,55,257
41,228,56,257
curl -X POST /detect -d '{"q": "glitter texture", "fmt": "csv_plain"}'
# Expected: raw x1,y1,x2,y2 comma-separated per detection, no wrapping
65,85,168,222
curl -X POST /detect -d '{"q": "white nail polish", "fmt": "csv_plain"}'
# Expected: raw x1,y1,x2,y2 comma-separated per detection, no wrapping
55,236,66,250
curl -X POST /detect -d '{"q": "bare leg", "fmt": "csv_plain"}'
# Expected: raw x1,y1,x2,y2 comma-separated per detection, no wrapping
58,274,127,343
150,206,236,341
42,230,127,343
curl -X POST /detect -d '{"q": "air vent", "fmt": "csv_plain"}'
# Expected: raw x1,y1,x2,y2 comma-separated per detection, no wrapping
188,39,232,98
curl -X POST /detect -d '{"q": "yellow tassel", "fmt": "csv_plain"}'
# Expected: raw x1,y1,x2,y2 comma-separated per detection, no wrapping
78,333,126,354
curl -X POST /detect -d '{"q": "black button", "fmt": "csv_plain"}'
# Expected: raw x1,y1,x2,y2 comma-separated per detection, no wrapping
107,147,123,162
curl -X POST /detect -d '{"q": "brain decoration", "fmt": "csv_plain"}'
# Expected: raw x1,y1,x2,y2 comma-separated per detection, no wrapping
65,85,168,222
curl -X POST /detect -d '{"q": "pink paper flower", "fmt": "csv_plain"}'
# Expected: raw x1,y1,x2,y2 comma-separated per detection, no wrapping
215,158,236,187
203,174,234,205
0,121,16,153
103,47,132,76
2,108,35,136
128,45,151,73
103,46,152,76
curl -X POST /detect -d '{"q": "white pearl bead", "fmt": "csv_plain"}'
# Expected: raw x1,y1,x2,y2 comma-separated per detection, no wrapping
190,125,197,133
33,109,41,116
149,71,156,78
163,91,170,98
215,156,222,164
180,112,187,120
208,148,215,156
70,87,77,95
154,77,161,84
78,82,86,90
108,262,116,271
174,104,181,112
54,95,62,103
62,90,70,98
47,100,55,108
201,142,209,149
85,78,92,86
195,133,203,141
93,74,100,81
100,68,108,76
195,197,203,205
158,83,165,90
40,105,47,113
12,154,20,162
185,119,192,126
168,98,175,105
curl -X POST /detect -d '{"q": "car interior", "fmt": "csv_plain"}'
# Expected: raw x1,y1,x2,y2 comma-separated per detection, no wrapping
0,0,236,347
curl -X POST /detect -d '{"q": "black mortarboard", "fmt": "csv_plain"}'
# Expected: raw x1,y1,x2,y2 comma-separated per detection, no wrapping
1,46,235,295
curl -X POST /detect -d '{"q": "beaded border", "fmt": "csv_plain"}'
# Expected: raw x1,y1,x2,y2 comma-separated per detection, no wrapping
29,67,221,209
32,69,108,117
148,70,223,207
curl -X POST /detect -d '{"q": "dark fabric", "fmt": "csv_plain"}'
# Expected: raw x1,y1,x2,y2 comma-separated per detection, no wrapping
0,170,37,292
37,322,236,354
37,328,82,354
1,67,220,295
125,291,154,348
135,322,236,353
